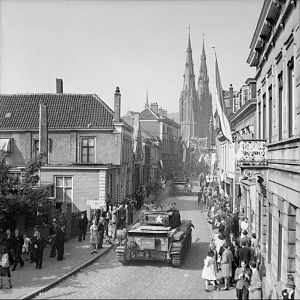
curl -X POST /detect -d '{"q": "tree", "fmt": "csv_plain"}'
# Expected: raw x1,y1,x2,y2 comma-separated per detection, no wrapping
0,152,50,230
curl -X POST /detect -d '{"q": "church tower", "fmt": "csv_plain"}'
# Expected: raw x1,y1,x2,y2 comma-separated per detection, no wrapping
179,30,201,140
197,38,212,138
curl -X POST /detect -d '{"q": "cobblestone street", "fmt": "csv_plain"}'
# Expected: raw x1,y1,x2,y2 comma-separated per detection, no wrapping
35,184,216,299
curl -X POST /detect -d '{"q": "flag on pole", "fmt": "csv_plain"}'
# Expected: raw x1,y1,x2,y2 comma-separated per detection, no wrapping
212,48,232,143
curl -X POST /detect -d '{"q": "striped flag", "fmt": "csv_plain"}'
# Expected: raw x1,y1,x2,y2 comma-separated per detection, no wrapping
213,49,232,143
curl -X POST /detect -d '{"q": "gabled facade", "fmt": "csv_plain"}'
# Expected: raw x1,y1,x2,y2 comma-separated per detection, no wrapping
139,103,181,178
0,85,133,220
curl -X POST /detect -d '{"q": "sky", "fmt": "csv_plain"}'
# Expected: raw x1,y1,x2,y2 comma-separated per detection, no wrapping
0,0,263,115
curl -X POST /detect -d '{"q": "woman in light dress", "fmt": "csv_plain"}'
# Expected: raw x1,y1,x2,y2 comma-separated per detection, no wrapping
202,250,217,292
89,218,100,254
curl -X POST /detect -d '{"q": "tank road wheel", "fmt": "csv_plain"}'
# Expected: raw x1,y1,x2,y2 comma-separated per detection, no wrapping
171,253,183,267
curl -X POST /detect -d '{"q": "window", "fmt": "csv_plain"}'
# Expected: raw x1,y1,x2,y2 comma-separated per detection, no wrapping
278,74,283,140
277,214,283,281
287,58,295,137
268,85,272,143
32,139,52,158
262,93,266,139
81,138,95,163
258,102,261,139
107,174,113,199
55,176,72,203
33,140,39,158
0,138,11,153
268,208,272,263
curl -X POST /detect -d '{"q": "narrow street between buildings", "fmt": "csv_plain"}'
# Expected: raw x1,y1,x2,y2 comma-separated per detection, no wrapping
32,180,235,299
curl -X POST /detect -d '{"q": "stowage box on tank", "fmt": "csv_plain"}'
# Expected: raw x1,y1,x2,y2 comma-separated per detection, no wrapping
115,207,193,267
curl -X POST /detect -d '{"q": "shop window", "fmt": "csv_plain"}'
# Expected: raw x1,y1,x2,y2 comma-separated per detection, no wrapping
55,176,73,203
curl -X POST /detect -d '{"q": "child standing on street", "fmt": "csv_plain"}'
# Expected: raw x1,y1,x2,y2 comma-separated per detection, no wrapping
22,233,31,261
0,247,12,289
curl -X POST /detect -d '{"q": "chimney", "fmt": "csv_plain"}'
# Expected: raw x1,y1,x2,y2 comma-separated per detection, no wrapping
159,107,163,116
229,84,234,113
39,102,48,163
150,102,159,115
114,86,121,123
56,78,63,94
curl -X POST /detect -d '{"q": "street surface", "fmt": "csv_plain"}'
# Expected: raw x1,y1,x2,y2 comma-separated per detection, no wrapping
36,183,215,299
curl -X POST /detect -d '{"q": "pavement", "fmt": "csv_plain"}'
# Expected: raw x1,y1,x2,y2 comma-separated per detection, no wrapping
0,190,162,299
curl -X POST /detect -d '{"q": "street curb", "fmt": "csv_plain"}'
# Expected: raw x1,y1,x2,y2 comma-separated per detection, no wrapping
21,244,113,299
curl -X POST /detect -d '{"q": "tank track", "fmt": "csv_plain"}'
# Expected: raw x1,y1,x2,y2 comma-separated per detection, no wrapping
116,249,129,265
171,253,182,267
171,232,192,267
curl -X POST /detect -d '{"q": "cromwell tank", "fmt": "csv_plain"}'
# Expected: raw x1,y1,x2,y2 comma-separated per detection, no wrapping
115,206,193,267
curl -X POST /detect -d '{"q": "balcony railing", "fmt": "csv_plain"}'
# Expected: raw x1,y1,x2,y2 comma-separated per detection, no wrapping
237,139,267,166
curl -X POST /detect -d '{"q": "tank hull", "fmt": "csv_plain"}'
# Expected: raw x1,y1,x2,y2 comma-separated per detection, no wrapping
116,219,193,267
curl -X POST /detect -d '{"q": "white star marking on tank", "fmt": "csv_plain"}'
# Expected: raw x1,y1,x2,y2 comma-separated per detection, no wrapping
155,215,163,223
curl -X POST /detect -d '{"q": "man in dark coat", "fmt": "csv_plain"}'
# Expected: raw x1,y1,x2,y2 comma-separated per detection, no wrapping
118,204,126,230
2,228,14,265
97,217,105,249
224,213,233,239
78,212,88,242
56,226,65,261
232,212,240,239
12,228,24,271
32,229,45,269
238,241,251,267
49,218,58,257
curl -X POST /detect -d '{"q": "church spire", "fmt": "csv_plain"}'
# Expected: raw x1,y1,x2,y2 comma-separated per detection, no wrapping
198,35,208,83
183,26,196,92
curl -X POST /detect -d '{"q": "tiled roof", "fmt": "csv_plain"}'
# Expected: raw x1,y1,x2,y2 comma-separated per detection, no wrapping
0,94,114,129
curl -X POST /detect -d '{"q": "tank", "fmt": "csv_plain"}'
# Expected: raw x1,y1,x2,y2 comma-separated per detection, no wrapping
115,206,193,267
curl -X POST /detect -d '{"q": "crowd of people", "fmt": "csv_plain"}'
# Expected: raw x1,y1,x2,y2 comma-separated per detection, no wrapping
198,173,295,300
0,222,65,289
